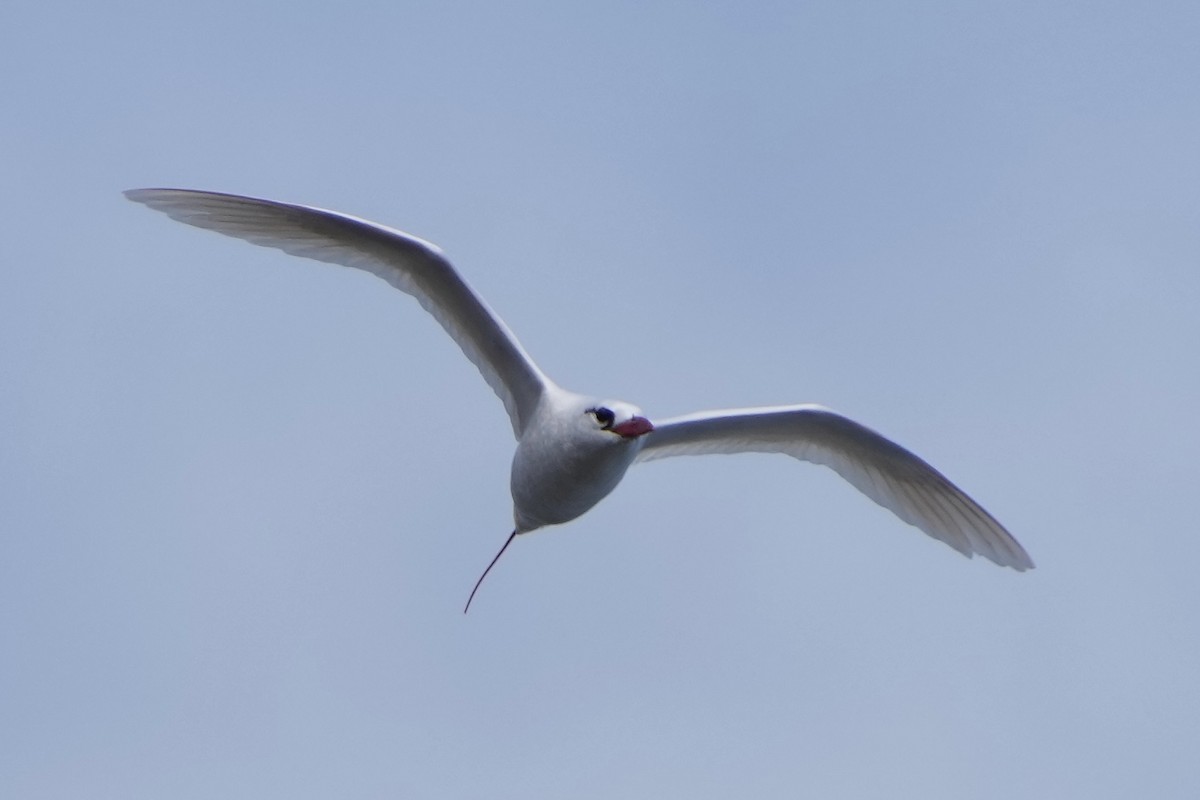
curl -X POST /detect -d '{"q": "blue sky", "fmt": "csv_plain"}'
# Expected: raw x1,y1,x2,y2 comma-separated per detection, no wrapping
4,2,1200,797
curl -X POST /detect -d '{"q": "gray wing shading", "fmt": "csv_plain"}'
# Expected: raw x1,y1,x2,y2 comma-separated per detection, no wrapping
637,404,1033,570
125,188,548,437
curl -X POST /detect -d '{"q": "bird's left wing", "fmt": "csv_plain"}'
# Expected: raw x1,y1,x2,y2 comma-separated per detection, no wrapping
637,405,1033,570
125,188,549,437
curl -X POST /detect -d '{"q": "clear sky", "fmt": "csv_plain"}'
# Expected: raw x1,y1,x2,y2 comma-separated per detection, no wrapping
4,2,1199,798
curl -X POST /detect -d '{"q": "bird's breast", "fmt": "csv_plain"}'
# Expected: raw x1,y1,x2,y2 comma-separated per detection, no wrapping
509,432,639,532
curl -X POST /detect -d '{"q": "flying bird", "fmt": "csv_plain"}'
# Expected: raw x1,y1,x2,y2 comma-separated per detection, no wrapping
125,188,1034,611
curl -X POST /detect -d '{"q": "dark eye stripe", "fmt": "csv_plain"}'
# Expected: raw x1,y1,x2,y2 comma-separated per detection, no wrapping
588,407,615,427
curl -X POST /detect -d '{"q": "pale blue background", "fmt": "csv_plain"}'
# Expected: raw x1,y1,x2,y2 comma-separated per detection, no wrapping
4,2,1199,798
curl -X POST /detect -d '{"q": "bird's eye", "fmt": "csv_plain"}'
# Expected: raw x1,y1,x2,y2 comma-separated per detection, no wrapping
589,407,615,427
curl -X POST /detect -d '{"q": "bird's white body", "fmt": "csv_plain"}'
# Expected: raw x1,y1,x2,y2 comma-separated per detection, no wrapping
126,187,1033,607
511,389,647,532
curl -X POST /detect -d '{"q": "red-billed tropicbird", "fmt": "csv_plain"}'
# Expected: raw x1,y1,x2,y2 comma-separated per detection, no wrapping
126,189,1034,611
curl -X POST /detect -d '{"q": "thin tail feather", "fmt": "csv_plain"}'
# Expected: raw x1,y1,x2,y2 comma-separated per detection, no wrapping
464,530,517,614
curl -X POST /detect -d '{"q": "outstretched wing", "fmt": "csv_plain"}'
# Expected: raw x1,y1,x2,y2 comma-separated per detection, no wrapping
638,404,1033,570
125,188,549,437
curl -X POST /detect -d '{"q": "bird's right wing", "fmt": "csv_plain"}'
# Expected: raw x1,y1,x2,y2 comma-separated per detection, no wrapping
637,404,1033,570
125,188,549,438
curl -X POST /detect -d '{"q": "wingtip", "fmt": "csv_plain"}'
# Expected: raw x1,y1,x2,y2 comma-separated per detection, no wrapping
124,187,214,205
988,549,1035,572
124,187,167,205
998,537,1036,572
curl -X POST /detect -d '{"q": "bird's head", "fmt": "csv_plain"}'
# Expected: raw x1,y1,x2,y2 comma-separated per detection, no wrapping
581,401,654,442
